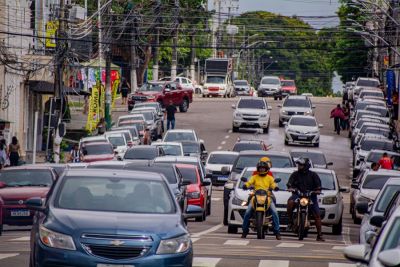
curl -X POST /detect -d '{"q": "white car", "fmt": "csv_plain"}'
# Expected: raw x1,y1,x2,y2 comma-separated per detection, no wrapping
160,76,196,92
353,136,393,169
284,115,322,147
117,114,146,127
359,89,384,100
79,135,108,148
257,76,282,99
104,132,128,158
151,142,184,156
352,77,380,101
205,151,239,186
278,95,315,127
162,129,203,144
232,97,272,133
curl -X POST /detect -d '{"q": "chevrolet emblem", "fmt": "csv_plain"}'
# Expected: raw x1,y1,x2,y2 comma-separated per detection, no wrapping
110,240,125,246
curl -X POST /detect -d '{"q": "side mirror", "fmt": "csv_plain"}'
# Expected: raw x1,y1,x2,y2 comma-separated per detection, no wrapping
274,178,281,183
26,197,45,212
370,215,385,228
343,244,370,264
231,104,236,109
202,178,211,186
356,202,369,215
351,183,359,189
318,124,324,128
0,182,6,189
339,186,350,193
378,249,400,267
221,166,230,175
326,162,333,166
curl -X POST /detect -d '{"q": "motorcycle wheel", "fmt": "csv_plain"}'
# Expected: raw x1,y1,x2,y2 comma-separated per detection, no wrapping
298,212,306,240
256,211,265,239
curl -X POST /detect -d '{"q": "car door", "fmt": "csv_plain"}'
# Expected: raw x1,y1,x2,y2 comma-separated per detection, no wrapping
186,78,195,92
170,82,181,105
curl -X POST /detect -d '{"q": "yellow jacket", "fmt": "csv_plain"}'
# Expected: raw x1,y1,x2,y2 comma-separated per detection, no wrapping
245,173,277,191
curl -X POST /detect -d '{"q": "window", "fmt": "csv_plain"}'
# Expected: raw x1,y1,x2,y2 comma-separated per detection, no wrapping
291,152,326,165
357,79,380,87
234,155,293,172
361,141,394,152
132,111,153,121
375,185,400,212
208,154,238,165
233,143,264,152
124,148,158,160
283,99,311,108
57,177,175,214
289,117,317,127
83,144,113,155
107,136,126,147
177,167,198,184
237,99,266,109
157,145,182,156
261,78,280,85
234,81,248,86
281,80,295,86
316,173,336,190
0,170,53,187
381,218,400,251
362,175,400,190
164,132,196,142
206,76,225,84
139,83,163,92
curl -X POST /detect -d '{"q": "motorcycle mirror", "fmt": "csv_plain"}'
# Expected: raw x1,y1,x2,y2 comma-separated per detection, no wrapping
274,178,281,183
240,177,247,182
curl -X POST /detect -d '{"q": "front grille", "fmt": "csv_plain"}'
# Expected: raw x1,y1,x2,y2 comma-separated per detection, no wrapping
243,117,258,121
296,112,304,115
290,134,315,141
83,244,148,260
81,233,152,241
288,111,295,116
3,200,26,205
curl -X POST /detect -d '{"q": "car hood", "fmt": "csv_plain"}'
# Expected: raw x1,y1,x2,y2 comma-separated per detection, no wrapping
0,187,50,199
234,188,291,206
46,209,186,240
204,83,225,87
236,108,266,115
281,107,312,113
360,189,379,200
286,125,319,133
206,164,232,172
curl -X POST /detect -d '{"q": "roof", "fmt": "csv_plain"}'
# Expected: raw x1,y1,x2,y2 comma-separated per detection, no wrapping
165,129,195,133
369,149,400,156
154,156,199,163
366,169,400,176
286,95,308,99
384,178,400,185
64,169,164,181
82,141,111,146
243,167,295,173
290,149,324,155
80,136,106,142
238,150,291,157
208,151,239,156
175,163,197,169
118,114,145,119
362,136,392,142
1,165,54,171
151,142,182,146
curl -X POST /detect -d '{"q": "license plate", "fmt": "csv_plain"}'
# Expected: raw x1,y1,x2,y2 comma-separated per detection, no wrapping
298,136,307,140
97,265,134,267
11,210,30,217
217,176,228,181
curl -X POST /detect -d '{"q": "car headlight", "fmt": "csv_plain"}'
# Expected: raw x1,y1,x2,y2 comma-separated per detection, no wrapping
187,191,200,199
39,225,76,251
234,113,242,118
322,196,337,205
232,195,244,206
281,110,288,115
305,110,312,115
260,114,267,118
156,234,191,255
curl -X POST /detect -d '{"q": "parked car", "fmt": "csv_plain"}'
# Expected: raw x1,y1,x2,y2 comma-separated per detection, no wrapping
290,150,333,169
81,142,115,163
359,89,384,100
117,120,146,139
0,166,57,234
278,95,314,127
151,142,184,156
280,79,297,95
257,76,282,99
205,151,239,186
233,80,253,96
231,97,272,133
351,124,392,149
352,77,380,101
124,146,165,161
130,108,162,140
232,138,270,152
27,169,193,267
117,114,146,127
284,115,322,147
134,102,165,129
79,135,108,148
104,132,128,158
356,150,400,178
110,127,141,146
353,136,394,170
163,129,201,143
160,76,196,92
180,141,208,162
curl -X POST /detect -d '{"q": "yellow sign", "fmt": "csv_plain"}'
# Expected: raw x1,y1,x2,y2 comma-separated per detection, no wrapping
46,21,59,48
86,86,100,132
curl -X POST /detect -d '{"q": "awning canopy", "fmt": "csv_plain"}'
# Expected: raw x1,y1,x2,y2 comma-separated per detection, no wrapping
81,57,121,69
28,81,91,96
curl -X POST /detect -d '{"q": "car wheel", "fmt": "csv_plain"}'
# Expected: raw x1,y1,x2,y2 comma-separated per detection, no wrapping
279,96,283,100
202,94,206,98
0,224,2,236
263,122,270,134
314,142,319,147
207,199,211,216
232,126,239,133
352,209,361,224
279,120,284,127
274,96,277,100
284,139,289,146
179,99,189,113
195,211,206,222
228,225,238,234
332,218,343,235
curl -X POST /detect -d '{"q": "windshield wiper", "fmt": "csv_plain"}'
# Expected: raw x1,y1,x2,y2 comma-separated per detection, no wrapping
24,183,49,187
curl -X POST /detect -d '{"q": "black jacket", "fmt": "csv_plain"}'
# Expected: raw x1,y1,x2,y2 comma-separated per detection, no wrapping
287,170,321,193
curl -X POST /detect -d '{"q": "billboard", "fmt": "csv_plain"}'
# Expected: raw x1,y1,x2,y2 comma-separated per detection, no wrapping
46,21,59,48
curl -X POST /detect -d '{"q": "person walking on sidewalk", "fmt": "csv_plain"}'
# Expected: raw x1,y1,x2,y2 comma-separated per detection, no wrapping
8,136,21,166
165,100,177,130
120,77,131,105
330,104,345,135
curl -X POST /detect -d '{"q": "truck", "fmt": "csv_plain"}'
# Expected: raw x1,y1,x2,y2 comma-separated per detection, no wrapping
202,58,234,98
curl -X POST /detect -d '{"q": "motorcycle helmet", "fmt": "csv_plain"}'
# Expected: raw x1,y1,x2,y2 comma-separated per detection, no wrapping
257,157,271,176
296,157,311,172
260,157,272,168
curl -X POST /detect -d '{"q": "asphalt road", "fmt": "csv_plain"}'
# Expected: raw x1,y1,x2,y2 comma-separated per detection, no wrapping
0,96,359,267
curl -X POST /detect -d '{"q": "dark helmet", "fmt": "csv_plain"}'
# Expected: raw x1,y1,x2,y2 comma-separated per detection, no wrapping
296,157,311,172
257,158,270,176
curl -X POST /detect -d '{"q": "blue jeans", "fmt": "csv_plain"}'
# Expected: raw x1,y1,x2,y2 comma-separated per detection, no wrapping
167,119,175,130
242,200,280,235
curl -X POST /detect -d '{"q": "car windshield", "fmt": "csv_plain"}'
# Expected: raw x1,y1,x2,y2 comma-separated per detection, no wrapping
239,170,291,190
281,80,295,86
237,99,265,109
207,154,238,165
132,112,153,121
361,91,383,98
83,144,113,155
361,127,390,136
118,116,143,125
234,155,293,172
182,143,200,154
124,166,177,184
234,81,248,86
361,140,393,151
315,172,336,190
382,218,400,251
233,143,264,152
262,78,280,85
139,83,163,92
56,177,174,214
365,107,388,117
283,99,311,108
0,170,53,187
362,175,398,190
291,152,326,165
375,185,400,212
357,79,379,87
206,76,225,84
164,132,196,142
135,103,159,111
107,136,125,147
156,145,182,156
290,117,317,127
124,148,157,160
177,167,198,184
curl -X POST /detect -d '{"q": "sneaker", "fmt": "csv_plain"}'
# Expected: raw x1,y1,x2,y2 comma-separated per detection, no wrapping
316,235,325,242
241,232,248,239
275,234,282,240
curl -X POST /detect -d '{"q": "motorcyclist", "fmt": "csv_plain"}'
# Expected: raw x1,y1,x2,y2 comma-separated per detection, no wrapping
286,157,325,242
241,159,281,240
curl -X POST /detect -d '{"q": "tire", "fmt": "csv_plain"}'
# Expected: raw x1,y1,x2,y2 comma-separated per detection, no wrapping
285,139,289,146
202,94,206,98
353,214,361,224
179,99,189,112
298,212,306,240
232,126,239,133
279,96,283,100
263,121,270,134
279,120,284,127
207,199,211,216
314,142,319,148
195,211,206,222
256,211,265,239
274,96,277,100
228,225,238,234
332,218,343,235
0,224,2,236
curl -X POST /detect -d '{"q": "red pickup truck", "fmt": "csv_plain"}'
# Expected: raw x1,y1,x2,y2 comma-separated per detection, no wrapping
128,81,193,112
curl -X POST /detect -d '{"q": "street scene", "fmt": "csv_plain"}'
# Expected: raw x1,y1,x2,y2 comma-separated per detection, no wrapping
0,0,399,267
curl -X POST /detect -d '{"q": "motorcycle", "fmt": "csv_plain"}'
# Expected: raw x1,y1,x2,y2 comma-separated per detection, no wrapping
289,189,321,240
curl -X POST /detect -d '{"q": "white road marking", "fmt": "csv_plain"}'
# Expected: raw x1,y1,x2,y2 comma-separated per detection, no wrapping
0,253,19,260
329,263,357,267
191,224,223,238
332,246,346,251
259,260,289,267
193,257,222,267
223,239,249,246
343,226,352,245
221,141,226,145
228,130,232,133
217,146,222,150
225,135,230,139
191,238,200,243
276,242,304,248
211,198,221,201
9,236,30,242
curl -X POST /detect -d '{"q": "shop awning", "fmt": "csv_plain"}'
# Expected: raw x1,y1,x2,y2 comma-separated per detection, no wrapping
81,58,121,69
28,81,91,96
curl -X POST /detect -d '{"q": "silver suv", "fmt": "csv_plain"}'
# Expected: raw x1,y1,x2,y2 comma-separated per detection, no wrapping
232,97,271,133
278,95,314,127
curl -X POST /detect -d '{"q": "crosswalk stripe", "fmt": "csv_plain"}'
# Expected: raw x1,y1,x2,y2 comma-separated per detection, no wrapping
332,246,346,251
193,257,222,267
329,263,357,267
223,239,249,246
211,198,221,201
0,253,19,260
276,242,304,248
8,236,30,242
191,238,200,243
259,260,290,267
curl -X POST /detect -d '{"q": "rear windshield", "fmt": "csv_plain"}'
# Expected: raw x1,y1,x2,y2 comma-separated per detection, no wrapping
207,154,238,165
156,145,182,156
281,80,295,86
206,76,225,84
124,166,177,184
357,79,380,87
360,127,390,136
139,83,163,92
234,81,248,86
375,185,400,212
182,143,200,154
107,136,126,147
233,143,264,152
0,170,53,187
283,99,311,108
237,99,265,109
177,167,198,184
365,107,388,117
262,78,280,85
361,140,393,151
124,148,157,160
361,91,383,98
362,175,400,190
132,111,153,121
290,117,316,127
291,152,326,165
234,155,293,172
118,116,143,125
83,144,113,155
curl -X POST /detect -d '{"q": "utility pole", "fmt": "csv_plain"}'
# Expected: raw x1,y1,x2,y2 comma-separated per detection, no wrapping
130,16,138,92
171,0,179,80
104,1,112,129
153,0,161,81
190,34,196,82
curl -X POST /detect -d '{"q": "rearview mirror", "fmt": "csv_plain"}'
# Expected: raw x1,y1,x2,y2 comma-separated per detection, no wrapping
26,197,45,212
283,121,288,126
356,202,369,215
343,244,369,263
221,166,230,175
370,215,385,228
378,249,400,267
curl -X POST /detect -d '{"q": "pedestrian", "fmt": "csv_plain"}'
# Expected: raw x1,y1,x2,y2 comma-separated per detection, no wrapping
97,118,106,135
0,142,7,169
8,136,21,166
371,162,380,171
165,100,177,130
143,129,151,145
341,104,350,131
120,77,131,105
378,152,393,170
392,92,399,120
68,144,82,163
342,89,348,105
330,104,345,135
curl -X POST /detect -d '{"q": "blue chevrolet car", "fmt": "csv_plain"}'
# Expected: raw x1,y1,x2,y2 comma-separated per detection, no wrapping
27,169,193,267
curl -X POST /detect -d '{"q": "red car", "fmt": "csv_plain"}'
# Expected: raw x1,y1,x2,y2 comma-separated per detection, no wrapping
81,142,115,163
0,166,58,234
128,81,193,112
176,164,210,222
281,79,297,95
